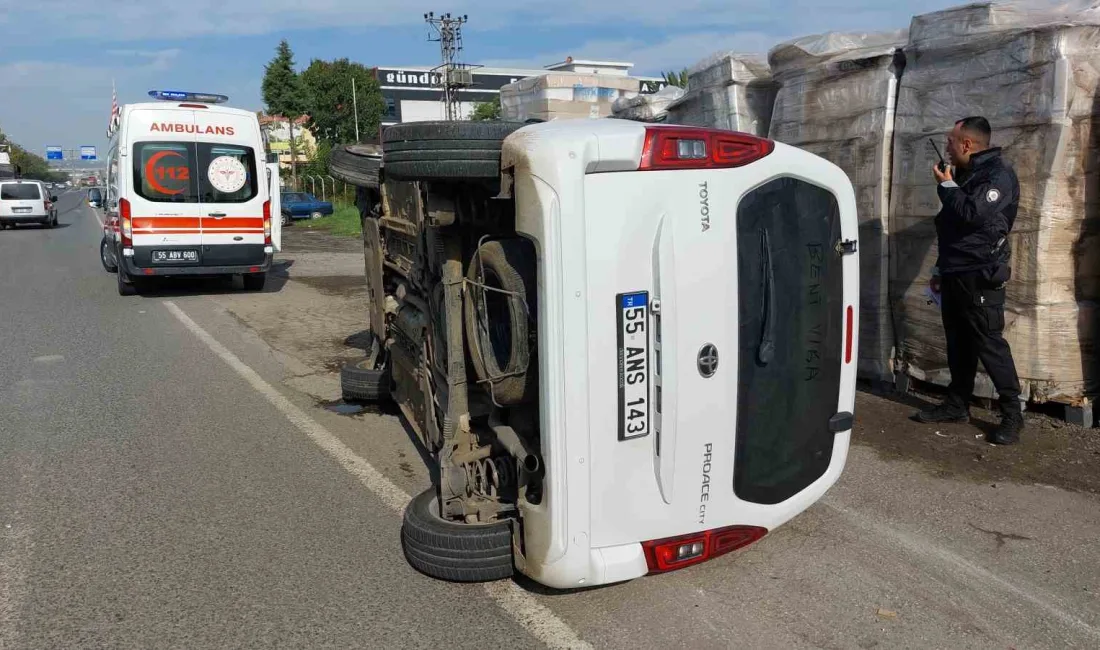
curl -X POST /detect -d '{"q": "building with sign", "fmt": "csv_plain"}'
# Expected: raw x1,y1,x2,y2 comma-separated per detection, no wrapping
376,57,666,126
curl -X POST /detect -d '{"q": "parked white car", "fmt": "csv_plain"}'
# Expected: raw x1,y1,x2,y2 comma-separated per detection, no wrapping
0,180,59,229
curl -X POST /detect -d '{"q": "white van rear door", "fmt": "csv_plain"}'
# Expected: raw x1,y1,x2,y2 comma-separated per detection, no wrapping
581,136,859,549
267,163,282,252
194,112,266,262
127,107,202,257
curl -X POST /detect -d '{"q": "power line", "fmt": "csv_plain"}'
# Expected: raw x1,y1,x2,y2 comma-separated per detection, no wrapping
424,11,476,121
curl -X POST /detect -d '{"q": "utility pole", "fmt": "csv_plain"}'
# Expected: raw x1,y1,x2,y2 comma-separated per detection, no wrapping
351,77,360,142
424,11,474,121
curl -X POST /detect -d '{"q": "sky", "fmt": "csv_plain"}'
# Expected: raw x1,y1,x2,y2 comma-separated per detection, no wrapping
0,0,964,163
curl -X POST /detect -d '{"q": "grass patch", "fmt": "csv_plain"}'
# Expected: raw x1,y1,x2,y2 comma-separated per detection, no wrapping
294,203,361,238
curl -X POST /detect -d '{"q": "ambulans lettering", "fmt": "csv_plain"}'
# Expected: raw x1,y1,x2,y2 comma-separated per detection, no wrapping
699,182,711,232
149,123,236,136
699,443,713,524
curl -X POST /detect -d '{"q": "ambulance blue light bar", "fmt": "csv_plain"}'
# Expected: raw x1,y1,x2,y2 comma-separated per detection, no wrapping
148,90,229,104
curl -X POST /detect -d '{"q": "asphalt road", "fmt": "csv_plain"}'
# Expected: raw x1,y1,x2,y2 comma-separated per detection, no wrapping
0,193,542,649
2,192,1099,650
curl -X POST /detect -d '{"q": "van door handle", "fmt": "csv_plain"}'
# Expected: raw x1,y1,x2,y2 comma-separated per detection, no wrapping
208,212,227,218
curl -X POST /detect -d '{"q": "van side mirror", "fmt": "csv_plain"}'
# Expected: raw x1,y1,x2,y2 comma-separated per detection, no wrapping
50,195,58,202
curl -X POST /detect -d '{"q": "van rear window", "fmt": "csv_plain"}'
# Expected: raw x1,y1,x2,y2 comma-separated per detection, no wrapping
133,142,257,204
1,183,42,200
134,142,199,203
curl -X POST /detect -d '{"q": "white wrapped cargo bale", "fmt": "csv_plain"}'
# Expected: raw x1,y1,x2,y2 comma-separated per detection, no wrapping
767,30,907,384
665,53,777,136
500,74,640,122
890,0,1100,404
611,85,686,122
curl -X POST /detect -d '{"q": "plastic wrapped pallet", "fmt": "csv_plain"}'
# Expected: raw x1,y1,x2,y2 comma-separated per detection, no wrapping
500,74,641,122
665,53,777,136
890,0,1100,404
767,30,907,384
611,85,686,122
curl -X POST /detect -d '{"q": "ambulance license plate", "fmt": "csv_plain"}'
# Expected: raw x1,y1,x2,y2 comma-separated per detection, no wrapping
617,291,650,440
152,250,198,263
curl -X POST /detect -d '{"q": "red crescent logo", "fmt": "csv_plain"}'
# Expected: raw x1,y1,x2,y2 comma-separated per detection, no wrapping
144,150,185,195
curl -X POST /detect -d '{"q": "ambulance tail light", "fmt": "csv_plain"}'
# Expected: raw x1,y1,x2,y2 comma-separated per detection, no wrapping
120,198,133,249
642,525,767,574
263,200,272,246
639,127,774,171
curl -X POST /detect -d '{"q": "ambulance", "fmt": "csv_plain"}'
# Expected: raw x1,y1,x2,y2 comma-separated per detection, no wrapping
99,91,282,295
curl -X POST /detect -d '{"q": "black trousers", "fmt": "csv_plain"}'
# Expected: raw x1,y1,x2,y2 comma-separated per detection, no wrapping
940,271,1022,411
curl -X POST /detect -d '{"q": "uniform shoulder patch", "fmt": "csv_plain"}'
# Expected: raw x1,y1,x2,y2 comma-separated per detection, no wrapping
986,188,1001,203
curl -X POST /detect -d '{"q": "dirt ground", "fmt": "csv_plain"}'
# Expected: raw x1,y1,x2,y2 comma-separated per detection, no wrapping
238,227,1100,496
856,388,1100,495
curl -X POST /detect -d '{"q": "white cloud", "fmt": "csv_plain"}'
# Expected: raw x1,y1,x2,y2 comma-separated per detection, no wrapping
0,52,184,157
5,0,960,41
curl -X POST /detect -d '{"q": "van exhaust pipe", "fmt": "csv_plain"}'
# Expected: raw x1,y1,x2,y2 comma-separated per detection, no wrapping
488,413,541,475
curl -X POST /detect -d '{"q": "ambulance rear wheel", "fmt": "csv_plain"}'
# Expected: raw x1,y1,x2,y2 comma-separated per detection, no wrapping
400,487,514,583
117,270,137,296
100,238,117,273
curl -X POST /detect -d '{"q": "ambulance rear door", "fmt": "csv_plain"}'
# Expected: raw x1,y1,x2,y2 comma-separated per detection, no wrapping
127,107,202,266
194,110,267,267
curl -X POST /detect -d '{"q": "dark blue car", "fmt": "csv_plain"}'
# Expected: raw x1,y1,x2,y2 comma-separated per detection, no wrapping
280,191,334,223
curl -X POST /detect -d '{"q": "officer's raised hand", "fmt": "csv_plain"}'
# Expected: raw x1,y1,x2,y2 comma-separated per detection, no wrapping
932,161,953,184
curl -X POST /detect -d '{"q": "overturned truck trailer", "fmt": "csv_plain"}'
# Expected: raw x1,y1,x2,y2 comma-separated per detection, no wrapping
890,0,1100,411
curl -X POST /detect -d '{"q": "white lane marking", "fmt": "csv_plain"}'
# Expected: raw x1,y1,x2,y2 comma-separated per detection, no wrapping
163,300,592,650
90,204,103,229
822,499,1100,642
32,355,63,364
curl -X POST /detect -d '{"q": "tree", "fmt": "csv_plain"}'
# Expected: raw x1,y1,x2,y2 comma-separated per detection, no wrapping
469,97,502,121
663,69,689,88
0,127,64,181
300,58,385,145
262,40,308,187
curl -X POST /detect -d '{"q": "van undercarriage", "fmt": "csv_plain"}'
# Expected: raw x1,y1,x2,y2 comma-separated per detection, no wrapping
337,121,539,581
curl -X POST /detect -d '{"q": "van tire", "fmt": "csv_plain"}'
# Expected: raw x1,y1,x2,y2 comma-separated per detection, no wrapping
243,273,266,292
329,145,381,189
117,270,137,296
401,488,514,583
100,238,117,273
340,358,390,402
464,239,536,405
382,121,524,182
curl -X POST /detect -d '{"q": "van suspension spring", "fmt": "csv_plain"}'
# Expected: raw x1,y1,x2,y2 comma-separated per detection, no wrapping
464,456,517,498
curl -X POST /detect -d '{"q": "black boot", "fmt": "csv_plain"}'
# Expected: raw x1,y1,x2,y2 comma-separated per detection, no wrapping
989,407,1024,445
914,395,970,424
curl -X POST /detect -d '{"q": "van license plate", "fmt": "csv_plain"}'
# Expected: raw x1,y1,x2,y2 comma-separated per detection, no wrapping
152,250,198,263
617,291,650,440
12,207,31,213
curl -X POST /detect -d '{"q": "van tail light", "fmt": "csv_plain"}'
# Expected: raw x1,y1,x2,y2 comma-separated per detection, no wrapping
263,200,272,246
642,525,767,573
845,305,854,364
639,127,774,171
120,198,132,249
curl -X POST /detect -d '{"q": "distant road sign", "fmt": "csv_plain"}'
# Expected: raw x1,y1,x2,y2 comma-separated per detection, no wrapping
80,146,97,161
46,146,63,160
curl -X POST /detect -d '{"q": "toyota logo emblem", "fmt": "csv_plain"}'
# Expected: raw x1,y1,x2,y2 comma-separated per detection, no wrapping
697,344,719,378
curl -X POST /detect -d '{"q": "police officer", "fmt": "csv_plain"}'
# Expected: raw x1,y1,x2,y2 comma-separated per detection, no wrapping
915,116,1024,445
